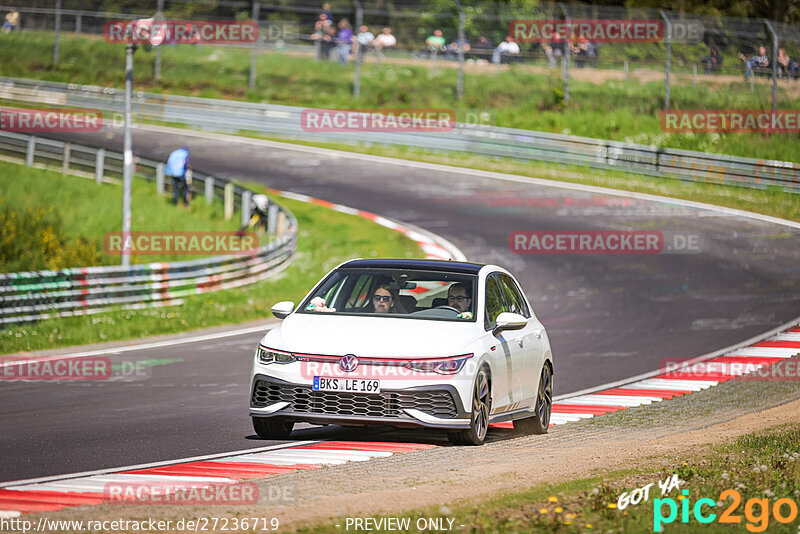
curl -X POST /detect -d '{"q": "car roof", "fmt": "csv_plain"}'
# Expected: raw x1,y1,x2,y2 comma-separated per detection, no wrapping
340,258,486,275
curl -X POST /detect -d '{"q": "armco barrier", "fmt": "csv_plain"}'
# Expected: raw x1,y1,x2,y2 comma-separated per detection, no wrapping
0,76,797,193
0,131,297,326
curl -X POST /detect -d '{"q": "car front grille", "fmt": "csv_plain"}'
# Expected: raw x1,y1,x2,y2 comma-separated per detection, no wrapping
251,379,458,419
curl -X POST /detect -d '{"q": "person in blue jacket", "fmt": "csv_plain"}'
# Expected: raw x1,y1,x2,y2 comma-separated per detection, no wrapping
165,146,191,206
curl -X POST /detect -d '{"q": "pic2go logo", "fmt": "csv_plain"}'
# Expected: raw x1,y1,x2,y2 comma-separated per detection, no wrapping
653,489,799,532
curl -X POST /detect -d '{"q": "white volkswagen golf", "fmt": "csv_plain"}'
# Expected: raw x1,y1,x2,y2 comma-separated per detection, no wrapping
249,259,553,445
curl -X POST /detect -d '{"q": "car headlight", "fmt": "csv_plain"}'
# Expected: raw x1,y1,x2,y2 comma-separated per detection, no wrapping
406,353,473,375
256,346,296,365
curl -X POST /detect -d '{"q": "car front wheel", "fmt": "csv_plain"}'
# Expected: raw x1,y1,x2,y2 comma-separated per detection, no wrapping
448,367,491,446
252,417,294,439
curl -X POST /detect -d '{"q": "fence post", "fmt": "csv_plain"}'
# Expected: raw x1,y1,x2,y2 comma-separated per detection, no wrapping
660,10,671,111
692,63,697,88
95,148,105,184
454,0,465,101
62,143,70,174
205,176,214,204
268,203,279,236
75,13,81,36
53,0,62,65
26,136,35,167
249,1,261,91
764,19,778,115
241,190,252,227
559,3,570,103
154,0,165,82
624,59,629,81
156,162,165,194
224,183,234,220
353,0,363,97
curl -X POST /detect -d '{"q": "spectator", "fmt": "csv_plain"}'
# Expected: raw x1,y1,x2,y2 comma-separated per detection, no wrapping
426,29,446,56
739,46,769,79
542,31,566,67
321,25,337,60
321,3,333,24
492,35,520,65
336,18,354,64
165,146,191,207
700,45,723,74
3,10,18,33
372,27,396,62
356,25,374,58
777,48,798,80
445,37,470,60
470,35,493,62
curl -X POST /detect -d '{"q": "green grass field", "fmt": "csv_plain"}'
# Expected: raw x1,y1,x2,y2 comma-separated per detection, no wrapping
0,160,250,272
2,31,799,163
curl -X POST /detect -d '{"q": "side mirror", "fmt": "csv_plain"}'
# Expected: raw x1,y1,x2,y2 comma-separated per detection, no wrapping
493,312,528,337
271,301,295,319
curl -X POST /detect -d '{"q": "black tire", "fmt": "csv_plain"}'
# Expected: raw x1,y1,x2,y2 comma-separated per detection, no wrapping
448,367,491,446
515,363,552,435
252,417,294,439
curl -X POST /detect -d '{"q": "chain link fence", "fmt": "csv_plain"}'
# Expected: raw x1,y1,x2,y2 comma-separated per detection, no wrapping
1,1,800,127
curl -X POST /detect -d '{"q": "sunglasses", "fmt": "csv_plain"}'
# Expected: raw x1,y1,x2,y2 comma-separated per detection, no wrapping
373,295,392,302
448,295,468,303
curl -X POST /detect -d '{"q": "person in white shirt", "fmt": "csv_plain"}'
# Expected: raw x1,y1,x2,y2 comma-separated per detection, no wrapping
356,25,374,58
372,27,397,62
492,35,520,64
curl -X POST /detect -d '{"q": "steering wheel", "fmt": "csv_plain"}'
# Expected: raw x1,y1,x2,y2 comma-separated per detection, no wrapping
434,305,461,313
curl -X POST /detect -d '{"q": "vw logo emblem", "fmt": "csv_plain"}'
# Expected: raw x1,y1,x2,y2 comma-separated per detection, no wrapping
339,354,358,373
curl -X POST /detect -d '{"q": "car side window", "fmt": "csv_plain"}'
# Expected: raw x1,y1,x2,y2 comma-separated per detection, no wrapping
484,274,508,330
498,274,530,318
345,274,372,308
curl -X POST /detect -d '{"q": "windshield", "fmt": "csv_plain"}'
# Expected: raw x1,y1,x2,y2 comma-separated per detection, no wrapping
298,267,477,322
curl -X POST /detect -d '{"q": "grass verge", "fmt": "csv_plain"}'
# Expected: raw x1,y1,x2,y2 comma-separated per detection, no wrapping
0,184,422,354
0,159,252,271
292,423,800,533
2,31,800,162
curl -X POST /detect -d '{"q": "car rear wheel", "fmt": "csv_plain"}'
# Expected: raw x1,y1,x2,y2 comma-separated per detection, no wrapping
252,417,294,439
515,364,552,435
448,367,491,446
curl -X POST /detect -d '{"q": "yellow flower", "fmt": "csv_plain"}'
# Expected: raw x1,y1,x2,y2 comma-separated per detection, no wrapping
564,521,572,525
682,462,688,466
548,496,558,502
554,507,563,514
565,513,577,520
678,495,687,500
539,508,548,514
585,524,593,529
608,503,617,509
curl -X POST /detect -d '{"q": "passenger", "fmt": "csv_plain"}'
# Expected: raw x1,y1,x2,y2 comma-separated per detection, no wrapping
370,283,407,314
447,282,472,313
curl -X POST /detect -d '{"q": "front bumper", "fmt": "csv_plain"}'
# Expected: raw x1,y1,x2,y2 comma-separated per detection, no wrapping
250,374,471,429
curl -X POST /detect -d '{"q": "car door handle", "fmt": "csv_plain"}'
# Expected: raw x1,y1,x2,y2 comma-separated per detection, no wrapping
517,339,524,348
533,329,542,339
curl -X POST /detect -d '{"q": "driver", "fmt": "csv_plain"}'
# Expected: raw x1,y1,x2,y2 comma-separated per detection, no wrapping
447,282,472,313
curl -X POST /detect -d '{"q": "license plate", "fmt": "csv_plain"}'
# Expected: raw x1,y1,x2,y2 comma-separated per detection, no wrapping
313,376,381,394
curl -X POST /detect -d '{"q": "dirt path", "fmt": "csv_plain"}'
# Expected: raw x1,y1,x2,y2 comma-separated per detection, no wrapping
26,371,800,533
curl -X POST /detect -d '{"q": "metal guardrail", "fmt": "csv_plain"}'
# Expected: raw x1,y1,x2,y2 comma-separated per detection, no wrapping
0,130,298,326
0,76,796,193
